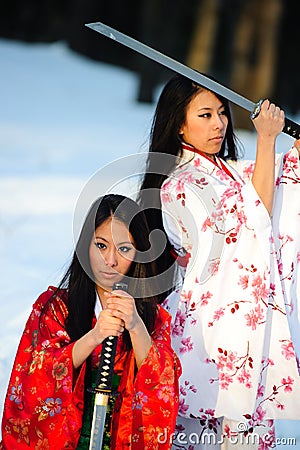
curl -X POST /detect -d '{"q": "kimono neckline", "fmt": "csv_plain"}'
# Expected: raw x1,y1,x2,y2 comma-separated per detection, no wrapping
95,291,102,317
181,144,236,180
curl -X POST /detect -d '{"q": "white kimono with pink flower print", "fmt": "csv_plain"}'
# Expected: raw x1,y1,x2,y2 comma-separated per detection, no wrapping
161,146,300,427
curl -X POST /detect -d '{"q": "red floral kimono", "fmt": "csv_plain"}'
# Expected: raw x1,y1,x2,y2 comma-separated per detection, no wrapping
0,286,181,449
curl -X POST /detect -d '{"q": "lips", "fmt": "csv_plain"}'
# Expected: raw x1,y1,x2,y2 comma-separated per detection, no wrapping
101,271,119,278
211,136,223,141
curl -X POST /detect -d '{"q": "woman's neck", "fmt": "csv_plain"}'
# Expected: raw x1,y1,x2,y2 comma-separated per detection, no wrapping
96,286,107,308
182,142,217,161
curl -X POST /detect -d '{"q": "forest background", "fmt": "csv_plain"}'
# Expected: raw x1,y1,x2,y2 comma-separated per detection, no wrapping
1,0,299,128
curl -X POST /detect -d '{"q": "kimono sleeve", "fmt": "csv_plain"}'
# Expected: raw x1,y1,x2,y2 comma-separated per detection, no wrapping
112,307,181,450
1,287,85,449
121,306,181,449
227,152,283,182
273,146,300,360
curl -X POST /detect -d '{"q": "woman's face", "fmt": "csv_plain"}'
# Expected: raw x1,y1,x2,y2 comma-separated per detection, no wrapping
180,89,228,158
89,217,136,292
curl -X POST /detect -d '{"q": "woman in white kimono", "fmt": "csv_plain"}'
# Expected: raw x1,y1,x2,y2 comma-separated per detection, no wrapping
138,74,300,449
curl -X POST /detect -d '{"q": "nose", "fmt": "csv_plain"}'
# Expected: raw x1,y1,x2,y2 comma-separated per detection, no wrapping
213,113,225,130
104,248,118,267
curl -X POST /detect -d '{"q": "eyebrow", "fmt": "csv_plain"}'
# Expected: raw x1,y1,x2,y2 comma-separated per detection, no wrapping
94,236,109,242
117,240,134,245
196,107,213,113
197,105,225,112
94,236,134,245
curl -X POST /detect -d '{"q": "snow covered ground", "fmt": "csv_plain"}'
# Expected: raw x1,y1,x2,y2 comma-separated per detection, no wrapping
0,37,299,446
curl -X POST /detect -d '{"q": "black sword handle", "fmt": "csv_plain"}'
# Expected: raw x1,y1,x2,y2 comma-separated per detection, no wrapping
283,118,300,139
92,282,128,395
251,99,300,139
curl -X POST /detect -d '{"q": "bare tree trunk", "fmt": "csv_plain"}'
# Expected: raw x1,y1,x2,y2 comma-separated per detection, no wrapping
135,0,198,103
135,0,164,103
251,0,282,99
272,0,300,115
230,0,282,129
186,0,218,72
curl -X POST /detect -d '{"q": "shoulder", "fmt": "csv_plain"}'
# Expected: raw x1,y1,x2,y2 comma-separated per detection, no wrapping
164,161,193,180
31,286,68,323
150,305,173,341
161,163,194,200
155,304,172,325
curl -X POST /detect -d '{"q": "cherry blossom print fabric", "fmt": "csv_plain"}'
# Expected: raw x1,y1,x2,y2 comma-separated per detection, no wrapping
161,147,300,448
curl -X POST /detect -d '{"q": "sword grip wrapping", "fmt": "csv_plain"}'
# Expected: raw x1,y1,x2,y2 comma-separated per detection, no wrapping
95,335,118,391
94,282,128,393
283,117,300,140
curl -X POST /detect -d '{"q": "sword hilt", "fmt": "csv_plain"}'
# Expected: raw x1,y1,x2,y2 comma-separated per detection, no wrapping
283,118,300,139
250,99,264,120
88,282,128,396
251,99,300,139
94,335,118,394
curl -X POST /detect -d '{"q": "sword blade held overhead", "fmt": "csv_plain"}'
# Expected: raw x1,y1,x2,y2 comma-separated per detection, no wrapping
85,22,254,112
86,21,300,140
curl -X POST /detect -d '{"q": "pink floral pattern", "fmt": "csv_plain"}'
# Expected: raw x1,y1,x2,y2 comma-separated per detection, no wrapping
161,147,300,447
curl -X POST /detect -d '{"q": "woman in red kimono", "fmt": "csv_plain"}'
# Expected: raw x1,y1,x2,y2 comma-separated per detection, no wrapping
0,194,181,449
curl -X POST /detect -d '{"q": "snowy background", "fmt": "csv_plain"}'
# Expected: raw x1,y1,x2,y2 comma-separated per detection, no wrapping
0,37,299,446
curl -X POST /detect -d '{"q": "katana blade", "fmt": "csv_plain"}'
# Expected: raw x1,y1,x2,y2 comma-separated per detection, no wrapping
88,334,117,450
86,21,300,139
86,22,254,111
89,393,109,450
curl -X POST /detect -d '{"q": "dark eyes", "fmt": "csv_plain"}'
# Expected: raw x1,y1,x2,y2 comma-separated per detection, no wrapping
199,110,227,118
94,242,133,253
118,246,133,253
94,242,106,250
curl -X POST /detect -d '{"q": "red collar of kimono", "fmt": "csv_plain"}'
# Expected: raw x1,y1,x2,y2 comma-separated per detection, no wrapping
182,142,235,180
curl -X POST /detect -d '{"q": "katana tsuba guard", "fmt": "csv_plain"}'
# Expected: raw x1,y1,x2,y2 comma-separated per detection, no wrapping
250,99,264,120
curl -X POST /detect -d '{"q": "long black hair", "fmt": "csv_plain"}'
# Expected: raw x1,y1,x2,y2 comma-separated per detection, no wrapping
137,74,241,289
45,194,159,350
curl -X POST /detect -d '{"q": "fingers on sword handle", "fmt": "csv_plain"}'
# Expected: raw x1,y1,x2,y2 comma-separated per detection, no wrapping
251,99,300,139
